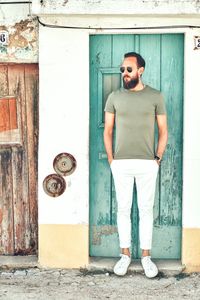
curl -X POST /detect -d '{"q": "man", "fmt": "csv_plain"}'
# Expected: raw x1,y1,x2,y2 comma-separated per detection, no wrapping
104,52,168,278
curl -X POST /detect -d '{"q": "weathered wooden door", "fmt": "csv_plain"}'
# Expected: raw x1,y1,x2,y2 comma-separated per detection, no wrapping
90,34,183,259
0,64,38,255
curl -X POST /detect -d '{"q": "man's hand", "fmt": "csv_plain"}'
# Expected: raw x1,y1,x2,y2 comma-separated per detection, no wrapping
156,114,168,160
108,158,113,165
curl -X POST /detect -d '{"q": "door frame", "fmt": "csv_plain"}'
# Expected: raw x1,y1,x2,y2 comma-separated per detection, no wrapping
89,29,187,262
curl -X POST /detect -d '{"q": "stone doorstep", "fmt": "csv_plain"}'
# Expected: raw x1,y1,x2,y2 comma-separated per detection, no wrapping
88,257,185,276
0,256,185,275
0,255,38,269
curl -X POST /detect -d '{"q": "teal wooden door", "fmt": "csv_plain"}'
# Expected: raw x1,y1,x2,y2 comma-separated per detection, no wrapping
89,34,184,259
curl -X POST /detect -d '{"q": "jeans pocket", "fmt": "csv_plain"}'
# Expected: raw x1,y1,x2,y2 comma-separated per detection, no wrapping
110,159,115,168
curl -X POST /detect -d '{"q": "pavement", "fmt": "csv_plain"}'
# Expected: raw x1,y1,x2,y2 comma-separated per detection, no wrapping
0,256,200,300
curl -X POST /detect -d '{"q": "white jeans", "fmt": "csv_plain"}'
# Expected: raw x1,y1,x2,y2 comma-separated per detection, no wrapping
110,159,159,250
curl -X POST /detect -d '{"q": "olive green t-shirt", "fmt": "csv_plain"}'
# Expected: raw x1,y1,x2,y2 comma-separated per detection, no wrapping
104,85,166,160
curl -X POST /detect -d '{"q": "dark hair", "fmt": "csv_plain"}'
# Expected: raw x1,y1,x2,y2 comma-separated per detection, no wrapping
124,52,145,69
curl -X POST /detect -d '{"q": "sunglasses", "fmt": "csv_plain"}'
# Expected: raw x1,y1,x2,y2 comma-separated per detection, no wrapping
120,66,133,73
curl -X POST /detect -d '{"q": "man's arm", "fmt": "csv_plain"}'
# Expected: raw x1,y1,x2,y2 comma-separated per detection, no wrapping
104,112,115,164
156,114,168,163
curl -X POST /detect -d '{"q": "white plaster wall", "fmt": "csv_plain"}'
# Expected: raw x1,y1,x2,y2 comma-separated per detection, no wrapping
182,29,200,228
38,25,89,224
32,0,200,15
0,3,31,25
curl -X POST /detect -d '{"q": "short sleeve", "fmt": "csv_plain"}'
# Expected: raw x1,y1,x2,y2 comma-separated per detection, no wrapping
104,92,115,113
156,93,166,115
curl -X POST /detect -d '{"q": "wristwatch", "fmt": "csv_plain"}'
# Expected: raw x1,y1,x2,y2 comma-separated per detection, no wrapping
155,155,161,161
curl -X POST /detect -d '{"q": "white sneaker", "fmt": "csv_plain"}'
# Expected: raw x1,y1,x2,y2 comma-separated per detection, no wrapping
141,256,158,278
113,254,131,276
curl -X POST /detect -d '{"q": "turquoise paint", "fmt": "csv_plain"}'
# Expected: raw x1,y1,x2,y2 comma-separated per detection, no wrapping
89,34,184,259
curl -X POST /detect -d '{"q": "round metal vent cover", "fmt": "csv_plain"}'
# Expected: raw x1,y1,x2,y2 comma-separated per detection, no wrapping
43,174,66,197
53,153,77,176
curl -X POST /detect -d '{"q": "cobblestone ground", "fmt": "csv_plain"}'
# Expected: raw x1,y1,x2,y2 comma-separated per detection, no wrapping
0,268,200,300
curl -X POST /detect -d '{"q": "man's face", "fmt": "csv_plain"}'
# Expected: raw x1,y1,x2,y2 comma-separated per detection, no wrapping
120,57,143,89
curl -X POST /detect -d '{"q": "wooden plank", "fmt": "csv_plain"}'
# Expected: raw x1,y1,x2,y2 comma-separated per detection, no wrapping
8,64,31,254
24,64,39,254
9,98,18,130
11,146,32,254
112,34,135,66
139,34,162,228
139,34,161,90
0,64,8,96
0,97,20,143
0,149,14,254
90,35,115,256
0,99,10,132
160,34,183,227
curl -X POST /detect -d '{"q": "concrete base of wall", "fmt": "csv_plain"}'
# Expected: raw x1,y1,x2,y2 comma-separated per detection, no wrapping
38,224,89,268
0,255,185,276
0,255,38,269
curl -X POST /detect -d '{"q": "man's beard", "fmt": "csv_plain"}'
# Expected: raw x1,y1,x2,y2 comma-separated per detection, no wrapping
123,74,139,89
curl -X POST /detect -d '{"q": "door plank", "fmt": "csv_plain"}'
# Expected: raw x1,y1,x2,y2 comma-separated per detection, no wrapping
159,34,183,226
0,149,14,254
8,64,31,254
0,65,8,96
24,64,39,253
9,98,18,130
0,99,10,132
90,35,119,256
139,35,162,228
112,34,135,65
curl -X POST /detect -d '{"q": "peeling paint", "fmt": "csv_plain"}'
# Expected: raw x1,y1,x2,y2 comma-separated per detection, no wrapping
0,209,3,224
0,25,7,31
0,19,38,63
92,225,117,245
62,0,68,5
